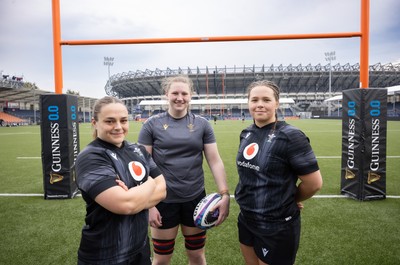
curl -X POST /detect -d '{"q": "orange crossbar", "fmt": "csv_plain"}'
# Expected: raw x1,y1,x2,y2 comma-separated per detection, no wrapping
60,32,361,46
52,0,370,94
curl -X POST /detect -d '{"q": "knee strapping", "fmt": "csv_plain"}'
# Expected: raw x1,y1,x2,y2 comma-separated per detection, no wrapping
184,231,207,250
152,238,175,255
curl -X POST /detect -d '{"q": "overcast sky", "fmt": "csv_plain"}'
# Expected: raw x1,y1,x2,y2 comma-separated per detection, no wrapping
1,0,399,98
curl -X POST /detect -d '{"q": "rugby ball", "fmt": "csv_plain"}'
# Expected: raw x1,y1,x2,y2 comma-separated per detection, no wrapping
193,193,222,230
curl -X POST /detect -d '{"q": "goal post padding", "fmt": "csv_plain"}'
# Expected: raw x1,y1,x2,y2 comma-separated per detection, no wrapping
341,88,387,200
40,94,80,199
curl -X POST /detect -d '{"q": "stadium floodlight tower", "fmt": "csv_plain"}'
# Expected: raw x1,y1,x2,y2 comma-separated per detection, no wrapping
104,56,114,80
325,51,336,116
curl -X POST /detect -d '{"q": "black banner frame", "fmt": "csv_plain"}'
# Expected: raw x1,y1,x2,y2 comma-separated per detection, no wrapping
341,88,387,200
40,94,80,199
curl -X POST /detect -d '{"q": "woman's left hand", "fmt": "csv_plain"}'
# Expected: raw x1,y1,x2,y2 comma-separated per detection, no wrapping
297,202,304,210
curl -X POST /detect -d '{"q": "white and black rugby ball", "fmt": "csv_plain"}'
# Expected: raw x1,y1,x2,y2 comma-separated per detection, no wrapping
193,193,222,230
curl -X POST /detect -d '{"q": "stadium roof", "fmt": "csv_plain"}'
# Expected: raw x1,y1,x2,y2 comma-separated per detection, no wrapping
106,62,400,100
0,80,97,111
324,85,400,102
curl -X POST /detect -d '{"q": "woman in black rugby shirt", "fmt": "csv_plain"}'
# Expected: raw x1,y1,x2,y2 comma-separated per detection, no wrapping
235,80,323,265
75,96,166,265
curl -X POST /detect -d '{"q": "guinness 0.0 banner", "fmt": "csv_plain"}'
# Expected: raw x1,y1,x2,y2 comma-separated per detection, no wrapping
40,95,80,199
341,88,387,200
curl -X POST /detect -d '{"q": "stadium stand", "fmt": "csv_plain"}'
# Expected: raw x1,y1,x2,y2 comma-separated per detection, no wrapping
0,75,98,125
106,63,400,97
1,63,399,123
0,111,27,126
105,63,400,120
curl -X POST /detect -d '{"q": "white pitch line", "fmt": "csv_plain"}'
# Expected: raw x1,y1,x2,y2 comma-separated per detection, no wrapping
16,157,41,159
0,193,82,197
316,156,400,159
0,193,44,197
314,195,400,199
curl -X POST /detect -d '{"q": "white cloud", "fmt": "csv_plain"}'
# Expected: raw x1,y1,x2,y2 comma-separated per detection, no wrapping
1,0,399,98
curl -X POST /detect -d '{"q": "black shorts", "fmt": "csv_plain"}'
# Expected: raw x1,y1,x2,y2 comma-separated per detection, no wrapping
238,213,301,265
156,191,206,229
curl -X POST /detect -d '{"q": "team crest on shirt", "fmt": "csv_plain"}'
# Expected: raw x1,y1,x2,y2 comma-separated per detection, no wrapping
133,147,145,158
267,133,276,143
243,143,259,160
128,161,146,182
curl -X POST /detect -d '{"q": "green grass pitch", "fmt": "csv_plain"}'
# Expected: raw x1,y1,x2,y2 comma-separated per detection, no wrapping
0,119,399,264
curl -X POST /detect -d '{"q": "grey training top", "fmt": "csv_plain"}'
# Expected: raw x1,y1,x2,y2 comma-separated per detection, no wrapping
138,112,216,203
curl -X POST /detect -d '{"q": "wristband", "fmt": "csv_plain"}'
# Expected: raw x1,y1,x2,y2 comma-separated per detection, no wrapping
219,190,230,197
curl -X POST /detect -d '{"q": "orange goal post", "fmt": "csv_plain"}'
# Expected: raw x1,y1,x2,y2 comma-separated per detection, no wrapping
51,0,370,94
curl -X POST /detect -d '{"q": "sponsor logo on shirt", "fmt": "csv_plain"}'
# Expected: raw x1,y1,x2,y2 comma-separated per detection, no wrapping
128,161,146,182
243,143,259,160
237,143,260,171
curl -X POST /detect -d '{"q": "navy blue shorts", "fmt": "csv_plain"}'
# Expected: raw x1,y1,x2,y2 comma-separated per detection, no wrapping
156,191,206,229
238,213,300,265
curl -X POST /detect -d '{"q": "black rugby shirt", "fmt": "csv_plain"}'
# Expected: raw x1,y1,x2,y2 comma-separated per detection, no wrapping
235,121,319,228
75,138,161,264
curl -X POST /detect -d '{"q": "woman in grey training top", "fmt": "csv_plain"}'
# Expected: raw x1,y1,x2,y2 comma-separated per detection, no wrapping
138,75,230,265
